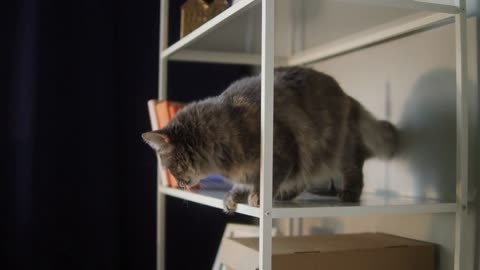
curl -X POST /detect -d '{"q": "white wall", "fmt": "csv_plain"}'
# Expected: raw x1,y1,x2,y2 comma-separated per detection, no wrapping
277,15,478,270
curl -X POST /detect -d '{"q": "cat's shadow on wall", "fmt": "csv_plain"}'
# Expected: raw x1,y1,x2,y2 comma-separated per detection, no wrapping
394,68,476,201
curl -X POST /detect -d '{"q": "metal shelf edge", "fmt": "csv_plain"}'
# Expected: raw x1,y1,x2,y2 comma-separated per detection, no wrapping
271,202,457,219
159,186,456,219
158,186,261,217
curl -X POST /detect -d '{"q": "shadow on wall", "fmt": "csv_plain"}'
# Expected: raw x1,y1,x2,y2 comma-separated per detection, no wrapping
397,69,475,201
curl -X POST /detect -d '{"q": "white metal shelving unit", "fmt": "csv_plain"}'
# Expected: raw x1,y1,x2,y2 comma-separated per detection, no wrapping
156,1,472,270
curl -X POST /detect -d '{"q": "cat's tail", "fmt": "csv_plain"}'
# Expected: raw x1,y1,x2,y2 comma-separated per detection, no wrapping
358,106,398,159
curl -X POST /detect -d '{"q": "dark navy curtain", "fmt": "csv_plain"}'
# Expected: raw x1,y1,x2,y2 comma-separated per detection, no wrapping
4,0,252,270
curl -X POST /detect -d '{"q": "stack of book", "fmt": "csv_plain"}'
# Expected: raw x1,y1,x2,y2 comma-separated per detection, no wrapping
147,100,184,187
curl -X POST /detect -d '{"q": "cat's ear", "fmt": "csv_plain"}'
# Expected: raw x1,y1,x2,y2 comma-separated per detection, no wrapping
142,130,171,151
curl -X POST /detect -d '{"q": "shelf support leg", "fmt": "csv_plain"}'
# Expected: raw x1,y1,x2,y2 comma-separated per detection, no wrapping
260,0,274,270
158,0,169,101
157,192,166,270
453,1,474,270
157,1,169,270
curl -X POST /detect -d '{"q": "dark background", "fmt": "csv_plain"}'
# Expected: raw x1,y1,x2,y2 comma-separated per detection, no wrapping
4,0,253,269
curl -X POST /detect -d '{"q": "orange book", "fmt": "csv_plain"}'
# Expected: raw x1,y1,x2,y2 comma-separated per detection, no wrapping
155,101,171,128
166,173,177,189
168,106,175,119
168,103,183,117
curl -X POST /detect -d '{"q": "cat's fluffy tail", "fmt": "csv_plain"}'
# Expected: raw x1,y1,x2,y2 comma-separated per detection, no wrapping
358,108,398,159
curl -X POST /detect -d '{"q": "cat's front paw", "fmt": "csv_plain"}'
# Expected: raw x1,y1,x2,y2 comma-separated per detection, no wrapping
223,192,238,214
248,192,260,207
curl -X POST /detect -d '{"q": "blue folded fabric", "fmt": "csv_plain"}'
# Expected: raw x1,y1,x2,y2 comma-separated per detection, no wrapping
199,175,232,190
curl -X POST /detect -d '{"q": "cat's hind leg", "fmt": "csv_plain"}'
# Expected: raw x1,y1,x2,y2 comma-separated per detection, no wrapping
339,165,364,202
274,179,305,201
307,179,338,197
339,129,367,202
248,154,300,207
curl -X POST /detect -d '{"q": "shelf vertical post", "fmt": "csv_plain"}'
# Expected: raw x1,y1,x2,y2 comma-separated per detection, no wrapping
259,0,275,269
159,0,169,100
260,0,274,270
157,1,169,270
453,0,473,270
156,188,166,270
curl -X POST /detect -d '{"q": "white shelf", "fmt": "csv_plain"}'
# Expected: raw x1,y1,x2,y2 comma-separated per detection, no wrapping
331,0,459,14
161,0,460,66
158,186,261,217
287,12,454,65
158,186,456,219
169,50,262,65
160,0,260,60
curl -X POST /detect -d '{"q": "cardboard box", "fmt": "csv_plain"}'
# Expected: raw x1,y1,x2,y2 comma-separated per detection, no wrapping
218,233,434,270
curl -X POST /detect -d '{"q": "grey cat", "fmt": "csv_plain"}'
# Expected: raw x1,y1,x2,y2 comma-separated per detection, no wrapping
143,67,397,213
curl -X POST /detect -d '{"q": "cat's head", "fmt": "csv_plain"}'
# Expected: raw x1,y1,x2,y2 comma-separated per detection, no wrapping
142,126,210,188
